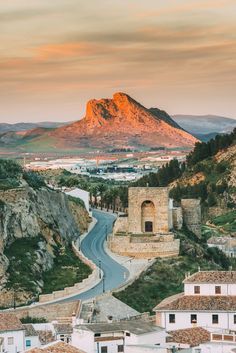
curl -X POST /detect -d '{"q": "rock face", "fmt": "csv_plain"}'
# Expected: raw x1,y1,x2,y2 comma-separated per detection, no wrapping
0,186,90,303
51,92,198,148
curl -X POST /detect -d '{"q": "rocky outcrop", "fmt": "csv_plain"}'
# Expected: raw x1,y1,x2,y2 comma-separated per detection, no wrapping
0,186,90,305
0,187,89,248
51,92,198,148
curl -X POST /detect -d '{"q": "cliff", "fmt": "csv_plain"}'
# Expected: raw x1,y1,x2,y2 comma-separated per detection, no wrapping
0,169,90,306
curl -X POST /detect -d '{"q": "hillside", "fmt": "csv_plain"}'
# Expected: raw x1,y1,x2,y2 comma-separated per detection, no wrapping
172,114,236,136
0,121,67,133
115,130,236,312
0,160,91,307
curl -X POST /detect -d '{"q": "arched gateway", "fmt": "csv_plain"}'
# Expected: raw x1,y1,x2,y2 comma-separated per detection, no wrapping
128,187,171,234
141,200,155,233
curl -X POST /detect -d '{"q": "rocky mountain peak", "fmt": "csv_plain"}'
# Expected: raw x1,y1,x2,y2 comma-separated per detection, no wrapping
51,92,199,148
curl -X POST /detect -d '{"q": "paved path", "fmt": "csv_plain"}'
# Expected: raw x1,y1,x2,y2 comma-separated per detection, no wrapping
62,209,129,302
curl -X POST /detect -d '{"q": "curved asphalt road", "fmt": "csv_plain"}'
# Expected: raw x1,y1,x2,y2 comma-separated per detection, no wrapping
63,209,129,302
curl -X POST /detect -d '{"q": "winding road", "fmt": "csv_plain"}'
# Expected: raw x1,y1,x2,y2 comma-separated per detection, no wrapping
63,209,129,302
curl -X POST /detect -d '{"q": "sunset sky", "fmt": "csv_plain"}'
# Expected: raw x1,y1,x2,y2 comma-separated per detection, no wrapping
1,0,236,123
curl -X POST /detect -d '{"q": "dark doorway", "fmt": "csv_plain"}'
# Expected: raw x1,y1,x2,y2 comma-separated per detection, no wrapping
145,221,153,232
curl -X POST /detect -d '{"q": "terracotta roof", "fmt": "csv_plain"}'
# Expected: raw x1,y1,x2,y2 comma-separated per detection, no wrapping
76,320,164,335
183,271,236,284
0,313,24,331
155,295,236,311
27,341,86,353
53,323,73,334
23,324,38,337
169,327,210,347
36,330,55,344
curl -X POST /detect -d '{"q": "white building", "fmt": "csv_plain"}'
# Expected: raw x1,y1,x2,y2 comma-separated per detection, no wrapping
154,271,236,332
72,320,168,353
23,324,41,349
0,313,25,353
54,323,73,343
66,188,90,214
207,237,236,258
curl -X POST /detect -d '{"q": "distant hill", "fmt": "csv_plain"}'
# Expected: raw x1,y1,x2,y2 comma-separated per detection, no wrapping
172,114,236,137
0,121,67,134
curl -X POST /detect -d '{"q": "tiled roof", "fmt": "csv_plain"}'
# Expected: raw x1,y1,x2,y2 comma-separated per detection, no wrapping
169,327,210,347
27,341,86,353
53,323,73,334
36,330,55,345
183,271,236,284
0,313,24,331
23,324,38,337
76,320,164,335
155,295,236,311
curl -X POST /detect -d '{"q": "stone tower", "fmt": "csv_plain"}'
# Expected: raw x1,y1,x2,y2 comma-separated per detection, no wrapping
181,199,201,237
128,187,171,234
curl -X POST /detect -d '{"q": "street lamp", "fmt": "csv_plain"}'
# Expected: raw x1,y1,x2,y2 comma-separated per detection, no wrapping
98,260,102,279
102,274,106,293
105,225,108,241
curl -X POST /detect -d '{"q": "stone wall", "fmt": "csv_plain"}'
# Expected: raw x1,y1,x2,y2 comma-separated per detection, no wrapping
181,199,201,237
128,187,171,234
172,207,183,230
8,300,81,323
109,234,180,259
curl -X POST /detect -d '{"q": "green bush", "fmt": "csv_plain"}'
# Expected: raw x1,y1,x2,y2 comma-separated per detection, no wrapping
23,171,46,189
20,316,47,324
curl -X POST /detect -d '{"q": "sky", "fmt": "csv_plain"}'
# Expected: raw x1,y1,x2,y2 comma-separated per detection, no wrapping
0,0,236,123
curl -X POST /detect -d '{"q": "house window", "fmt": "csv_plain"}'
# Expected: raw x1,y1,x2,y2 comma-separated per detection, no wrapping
234,315,236,324
212,314,219,324
118,345,124,352
215,286,221,294
8,337,14,345
194,286,200,294
95,333,101,337
191,314,197,324
26,340,31,347
169,314,175,323
125,332,131,336
101,347,108,353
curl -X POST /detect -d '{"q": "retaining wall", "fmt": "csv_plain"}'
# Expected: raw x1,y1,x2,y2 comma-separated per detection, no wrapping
109,234,179,259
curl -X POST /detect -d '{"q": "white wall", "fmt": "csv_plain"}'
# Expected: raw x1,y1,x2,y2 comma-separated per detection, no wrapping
96,338,124,353
159,311,236,331
199,342,236,353
72,329,167,353
125,331,167,346
66,188,90,213
184,283,236,296
126,346,168,353
0,330,25,353
72,329,94,353
25,335,41,349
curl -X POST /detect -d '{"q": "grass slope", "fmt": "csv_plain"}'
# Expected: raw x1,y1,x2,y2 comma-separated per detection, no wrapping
5,237,91,299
